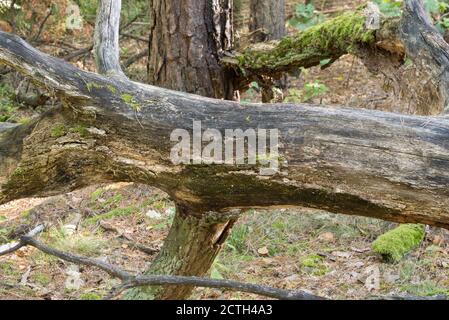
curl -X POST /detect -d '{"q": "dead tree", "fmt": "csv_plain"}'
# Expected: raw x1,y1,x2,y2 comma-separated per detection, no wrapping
0,0,449,299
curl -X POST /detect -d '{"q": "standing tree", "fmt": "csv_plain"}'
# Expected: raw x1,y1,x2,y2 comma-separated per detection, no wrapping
0,0,449,300
249,0,286,102
146,0,236,100
249,0,286,42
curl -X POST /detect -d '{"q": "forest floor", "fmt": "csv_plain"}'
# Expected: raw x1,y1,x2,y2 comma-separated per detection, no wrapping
1,181,449,300
1,2,449,300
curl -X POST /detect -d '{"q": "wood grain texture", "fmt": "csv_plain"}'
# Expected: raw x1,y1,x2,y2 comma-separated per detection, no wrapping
0,29,448,227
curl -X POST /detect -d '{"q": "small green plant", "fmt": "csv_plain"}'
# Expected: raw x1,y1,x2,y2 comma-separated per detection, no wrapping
284,81,328,103
288,3,325,31
241,82,260,103
302,80,328,102
45,226,107,257
226,224,249,254
50,124,68,138
121,93,141,111
400,280,448,297
374,0,449,32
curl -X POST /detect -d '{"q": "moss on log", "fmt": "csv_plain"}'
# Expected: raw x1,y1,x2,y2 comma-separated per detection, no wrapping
222,8,381,88
372,224,425,263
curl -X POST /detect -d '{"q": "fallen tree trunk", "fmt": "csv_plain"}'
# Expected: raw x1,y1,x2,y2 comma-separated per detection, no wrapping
0,29,449,227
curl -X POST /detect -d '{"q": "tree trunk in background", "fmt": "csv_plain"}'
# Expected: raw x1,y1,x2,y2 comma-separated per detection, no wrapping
146,0,236,100
249,0,285,42
249,0,286,102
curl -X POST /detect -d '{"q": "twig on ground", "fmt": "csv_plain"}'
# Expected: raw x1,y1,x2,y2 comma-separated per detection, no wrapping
0,225,325,300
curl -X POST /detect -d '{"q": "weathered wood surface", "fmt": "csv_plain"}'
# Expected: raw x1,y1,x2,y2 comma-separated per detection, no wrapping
0,27,448,227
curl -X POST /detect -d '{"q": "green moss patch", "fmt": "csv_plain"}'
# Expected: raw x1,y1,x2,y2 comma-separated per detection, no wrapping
121,93,141,111
372,224,425,263
238,10,375,73
50,124,68,138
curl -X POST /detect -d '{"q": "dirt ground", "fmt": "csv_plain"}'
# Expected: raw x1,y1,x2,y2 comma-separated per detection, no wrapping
1,181,448,300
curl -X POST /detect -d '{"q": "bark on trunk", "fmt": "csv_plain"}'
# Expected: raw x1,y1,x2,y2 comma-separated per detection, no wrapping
0,34,448,227
249,0,285,42
147,0,236,99
124,208,238,299
249,0,286,102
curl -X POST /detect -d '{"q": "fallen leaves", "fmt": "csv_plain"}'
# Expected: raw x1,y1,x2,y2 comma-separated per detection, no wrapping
364,265,380,291
317,232,335,242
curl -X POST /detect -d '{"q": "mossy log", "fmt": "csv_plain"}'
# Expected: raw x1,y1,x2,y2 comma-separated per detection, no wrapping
372,224,425,263
222,6,398,88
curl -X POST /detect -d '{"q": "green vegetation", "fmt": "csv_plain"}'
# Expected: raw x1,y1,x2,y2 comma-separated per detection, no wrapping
32,272,52,286
300,254,329,276
90,187,106,202
372,224,425,263
374,0,449,32
70,125,89,137
239,10,375,73
284,80,329,103
288,3,324,30
79,292,102,300
44,226,107,257
401,280,448,297
121,93,141,111
77,0,148,26
0,261,19,277
226,224,250,254
50,124,68,138
83,206,136,225
0,83,21,122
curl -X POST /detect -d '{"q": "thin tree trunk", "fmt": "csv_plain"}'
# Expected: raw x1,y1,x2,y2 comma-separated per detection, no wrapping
147,0,237,100
249,0,285,42
249,0,286,102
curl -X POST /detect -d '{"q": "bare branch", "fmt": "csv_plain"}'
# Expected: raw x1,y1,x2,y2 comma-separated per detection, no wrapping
1,228,447,300
1,229,326,300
